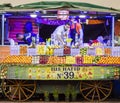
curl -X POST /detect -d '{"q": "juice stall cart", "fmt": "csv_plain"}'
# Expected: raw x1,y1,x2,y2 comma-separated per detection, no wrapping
1,45,120,102
0,1,120,102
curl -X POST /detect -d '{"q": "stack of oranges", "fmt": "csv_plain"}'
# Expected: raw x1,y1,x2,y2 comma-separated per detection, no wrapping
47,56,66,65
97,56,120,64
2,55,32,64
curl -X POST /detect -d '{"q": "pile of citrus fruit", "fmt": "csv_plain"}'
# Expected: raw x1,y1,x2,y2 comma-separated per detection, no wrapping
2,55,32,64
97,56,120,64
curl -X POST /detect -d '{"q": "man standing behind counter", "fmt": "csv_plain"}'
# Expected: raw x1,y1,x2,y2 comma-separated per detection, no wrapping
16,21,44,46
16,32,41,45
51,22,70,46
69,16,84,46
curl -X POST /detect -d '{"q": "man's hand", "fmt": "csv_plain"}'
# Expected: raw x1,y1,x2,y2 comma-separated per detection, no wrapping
64,33,67,37
63,42,66,46
15,42,18,45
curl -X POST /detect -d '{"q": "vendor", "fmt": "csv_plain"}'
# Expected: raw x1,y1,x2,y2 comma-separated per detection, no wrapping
16,33,44,45
69,16,84,46
51,22,70,46
16,21,44,46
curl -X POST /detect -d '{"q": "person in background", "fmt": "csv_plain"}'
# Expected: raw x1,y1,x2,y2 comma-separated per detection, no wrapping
16,21,44,46
51,22,70,46
75,16,84,45
16,33,44,45
69,16,84,46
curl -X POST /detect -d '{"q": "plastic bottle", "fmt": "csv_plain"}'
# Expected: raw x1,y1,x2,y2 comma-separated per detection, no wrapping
36,34,39,44
51,34,54,45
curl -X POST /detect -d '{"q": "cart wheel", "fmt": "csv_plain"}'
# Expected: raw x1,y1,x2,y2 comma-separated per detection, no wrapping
80,80,112,102
2,80,36,102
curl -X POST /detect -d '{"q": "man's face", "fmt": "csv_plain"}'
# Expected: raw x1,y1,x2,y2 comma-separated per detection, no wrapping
65,24,70,31
17,34,24,40
70,18,75,23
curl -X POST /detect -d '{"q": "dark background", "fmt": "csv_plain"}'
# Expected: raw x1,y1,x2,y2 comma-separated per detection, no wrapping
39,23,111,43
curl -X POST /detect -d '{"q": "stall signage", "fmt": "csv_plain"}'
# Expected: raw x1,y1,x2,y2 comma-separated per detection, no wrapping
57,10,69,20
4,66,118,80
51,67,80,79
27,66,95,80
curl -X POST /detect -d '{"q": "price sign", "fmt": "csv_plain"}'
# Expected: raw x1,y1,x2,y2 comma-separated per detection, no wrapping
57,10,69,20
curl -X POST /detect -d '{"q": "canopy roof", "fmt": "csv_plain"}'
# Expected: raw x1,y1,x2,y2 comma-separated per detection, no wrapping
0,0,120,10
0,1,119,14
0,1,120,20
14,1,119,13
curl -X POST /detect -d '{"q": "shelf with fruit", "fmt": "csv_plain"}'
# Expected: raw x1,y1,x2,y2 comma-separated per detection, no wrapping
2,54,120,66
2,44,120,66
2,55,32,64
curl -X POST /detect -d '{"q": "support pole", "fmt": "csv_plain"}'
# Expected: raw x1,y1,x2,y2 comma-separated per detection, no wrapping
2,13,5,45
111,16,115,47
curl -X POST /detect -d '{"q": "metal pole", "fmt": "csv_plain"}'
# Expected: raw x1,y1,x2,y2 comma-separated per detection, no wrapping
2,13,5,45
111,16,115,47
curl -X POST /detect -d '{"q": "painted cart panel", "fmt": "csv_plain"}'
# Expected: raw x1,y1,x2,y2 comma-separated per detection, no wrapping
0,65,119,80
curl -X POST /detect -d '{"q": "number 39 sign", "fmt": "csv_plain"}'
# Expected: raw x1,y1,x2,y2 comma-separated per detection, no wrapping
28,66,94,80
50,66,93,80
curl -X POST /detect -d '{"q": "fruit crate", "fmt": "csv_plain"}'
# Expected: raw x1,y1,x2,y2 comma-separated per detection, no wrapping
87,47,96,55
0,46,10,62
80,47,88,55
112,47,120,57
36,45,46,55
95,46,104,56
20,45,28,55
54,48,64,56
75,55,83,64
10,45,20,55
64,46,71,55
71,48,80,56
32,56,40,64
27,48,37,56
39,55,49,64
104,47,112,56
66,56,76,64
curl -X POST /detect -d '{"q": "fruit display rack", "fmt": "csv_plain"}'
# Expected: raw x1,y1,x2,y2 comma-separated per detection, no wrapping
0,45,120,102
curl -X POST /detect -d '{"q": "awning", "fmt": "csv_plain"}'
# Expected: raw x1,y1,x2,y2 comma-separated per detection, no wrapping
0,1,120,14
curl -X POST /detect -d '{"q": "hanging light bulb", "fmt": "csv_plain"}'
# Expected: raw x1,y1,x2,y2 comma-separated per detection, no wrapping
79,15,86,18
30,12,37,18
106,19,109,26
